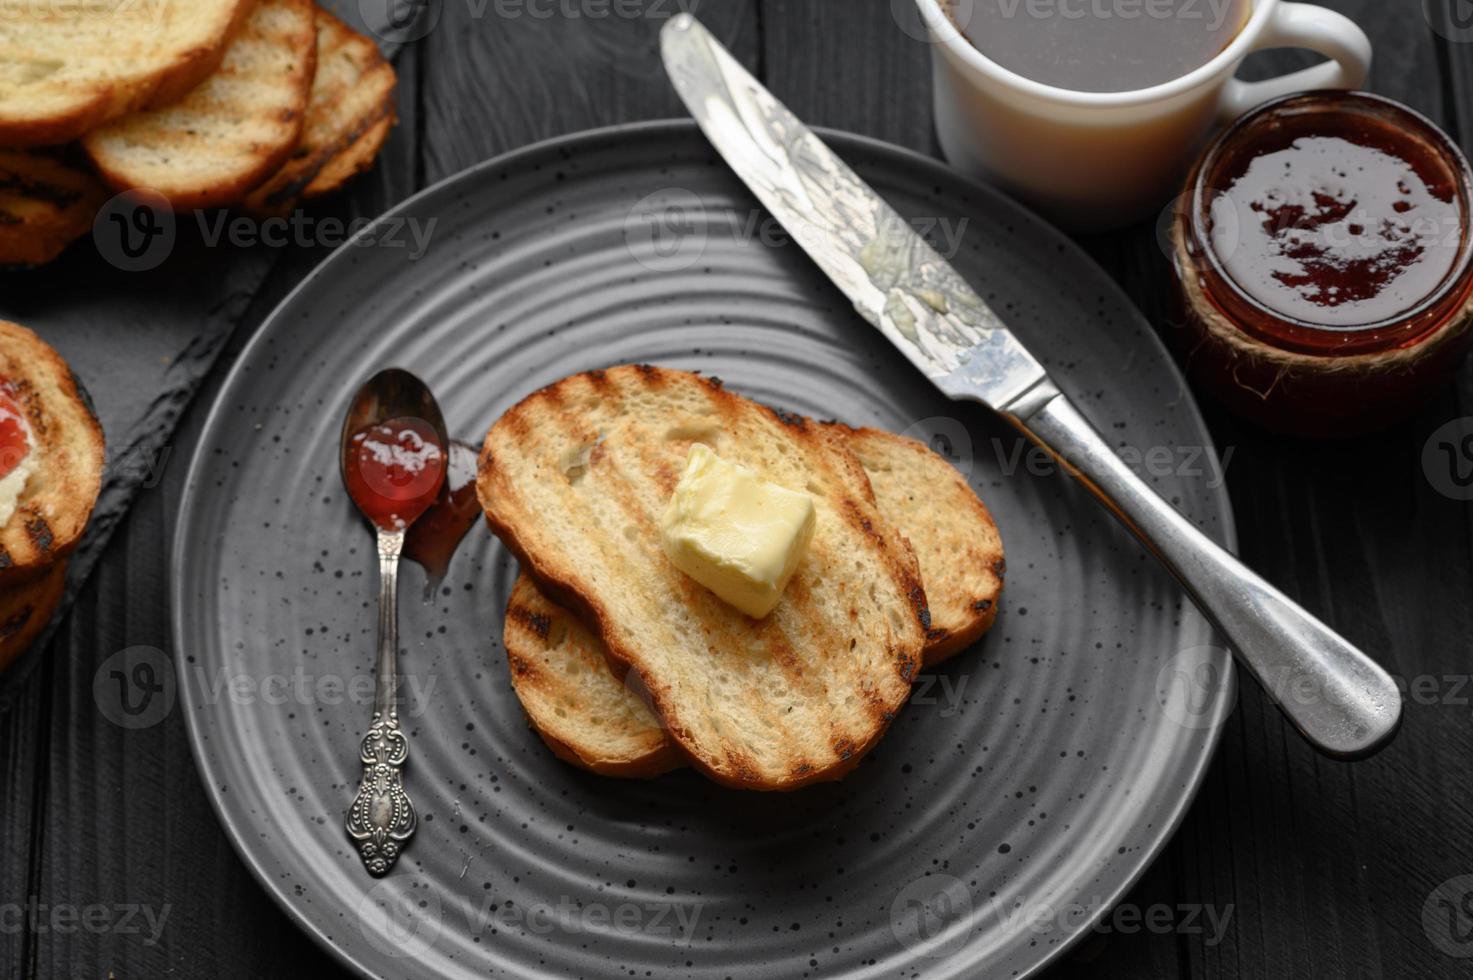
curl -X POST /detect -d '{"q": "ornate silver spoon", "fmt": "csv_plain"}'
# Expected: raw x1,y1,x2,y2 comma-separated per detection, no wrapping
339,368,448,876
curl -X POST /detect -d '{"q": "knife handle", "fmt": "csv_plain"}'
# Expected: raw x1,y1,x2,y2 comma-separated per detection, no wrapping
1001,385,1401,759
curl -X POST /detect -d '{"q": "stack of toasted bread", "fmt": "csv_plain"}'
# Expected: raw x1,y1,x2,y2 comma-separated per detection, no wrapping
0,0,397,266
478,366,1005,790
0,322,105,671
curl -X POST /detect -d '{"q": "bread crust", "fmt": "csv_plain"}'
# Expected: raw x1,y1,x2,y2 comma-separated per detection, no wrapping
0,150,108,267
504,575,684,778
241,8,396,215
0,321,105,585
479,366,928,791
0,560,66,672
832,425,1006,666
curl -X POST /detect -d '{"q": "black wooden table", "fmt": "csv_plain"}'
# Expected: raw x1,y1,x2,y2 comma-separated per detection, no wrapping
4,2,1473,977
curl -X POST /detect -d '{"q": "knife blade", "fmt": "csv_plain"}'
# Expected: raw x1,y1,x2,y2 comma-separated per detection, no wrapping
660,13,1402,760
659,13,1049,414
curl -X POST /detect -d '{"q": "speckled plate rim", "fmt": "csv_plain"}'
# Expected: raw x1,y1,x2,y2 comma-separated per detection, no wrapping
170,119,1239,980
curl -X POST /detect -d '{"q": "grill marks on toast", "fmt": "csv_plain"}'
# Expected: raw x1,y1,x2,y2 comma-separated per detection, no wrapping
0,321,105,585
504,574,683,778
499,423,1006,782
0,0,254,146
838,425,1006,665
82,0,319,210
584,425,851,763
479,366,927,790
241,9,395,215
0,150,106,266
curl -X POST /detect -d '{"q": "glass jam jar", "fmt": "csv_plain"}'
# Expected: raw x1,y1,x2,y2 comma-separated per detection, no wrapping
1171,91,1473,436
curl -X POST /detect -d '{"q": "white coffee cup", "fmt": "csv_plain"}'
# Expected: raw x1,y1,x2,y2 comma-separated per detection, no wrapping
915,0,1372,232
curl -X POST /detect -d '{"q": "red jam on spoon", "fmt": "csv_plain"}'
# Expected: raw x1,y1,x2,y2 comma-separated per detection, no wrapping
343,416,446,531
0,389,31,480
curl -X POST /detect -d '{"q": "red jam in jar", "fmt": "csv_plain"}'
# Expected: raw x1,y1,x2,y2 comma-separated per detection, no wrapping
343,417,446,531
0,388,30,480
1173,92,1473,435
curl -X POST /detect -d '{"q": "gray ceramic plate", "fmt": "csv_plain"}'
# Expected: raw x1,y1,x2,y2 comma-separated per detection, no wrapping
172,121,1236,980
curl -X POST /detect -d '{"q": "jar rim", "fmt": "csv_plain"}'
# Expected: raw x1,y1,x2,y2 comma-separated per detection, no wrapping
1187,90,1473,355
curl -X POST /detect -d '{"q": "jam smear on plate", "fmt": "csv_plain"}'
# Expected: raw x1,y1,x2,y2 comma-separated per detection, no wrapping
404,440,481,597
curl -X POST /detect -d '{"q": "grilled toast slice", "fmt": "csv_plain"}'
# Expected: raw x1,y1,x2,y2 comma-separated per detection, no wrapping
0,150,107,267
302,111,392,199
838,426,1005,664
478,366,929,790
0,0,254,147
0,321,104,585
503,427,1005,778
241,8,395,215
0,560,66,672
82,0,318,210
504,574,685,778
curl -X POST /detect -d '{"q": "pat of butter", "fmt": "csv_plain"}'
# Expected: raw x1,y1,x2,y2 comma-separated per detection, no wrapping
660,444,816,619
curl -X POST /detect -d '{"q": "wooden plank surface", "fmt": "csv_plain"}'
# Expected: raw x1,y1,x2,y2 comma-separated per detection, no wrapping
1075,3,1473,978
3,1,1472,978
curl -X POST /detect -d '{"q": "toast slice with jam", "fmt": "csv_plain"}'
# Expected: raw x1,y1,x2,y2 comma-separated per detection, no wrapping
0,321,105,586
478,365,929,790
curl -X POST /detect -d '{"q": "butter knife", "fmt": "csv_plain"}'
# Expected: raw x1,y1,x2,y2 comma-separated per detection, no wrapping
659,14,1401,759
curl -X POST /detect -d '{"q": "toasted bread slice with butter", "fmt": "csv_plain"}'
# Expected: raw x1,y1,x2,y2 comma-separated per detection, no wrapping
0,321,104,585
82,0,318,210
0,0,254,147
503,427,1005,778
478,366,928,791
0,559,66,672
0,150,107,267
242,9,395,215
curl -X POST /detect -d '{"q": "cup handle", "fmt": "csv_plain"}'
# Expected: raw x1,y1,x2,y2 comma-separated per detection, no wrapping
1218,2,1372,122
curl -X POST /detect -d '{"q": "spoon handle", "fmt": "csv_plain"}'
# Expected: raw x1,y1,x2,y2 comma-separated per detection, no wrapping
346,529,417,876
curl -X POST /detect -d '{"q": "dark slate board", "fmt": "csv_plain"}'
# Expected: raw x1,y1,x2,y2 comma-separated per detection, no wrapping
0,0,404,685
0,239,279,685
